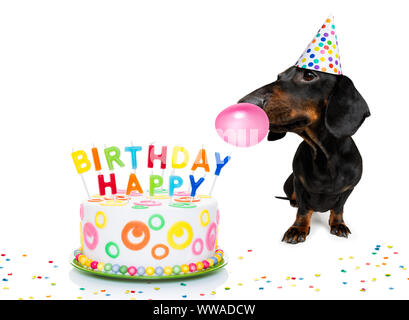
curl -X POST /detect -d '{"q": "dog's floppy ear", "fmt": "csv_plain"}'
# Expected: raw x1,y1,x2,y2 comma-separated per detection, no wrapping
325,75,370,138
267,131,286,141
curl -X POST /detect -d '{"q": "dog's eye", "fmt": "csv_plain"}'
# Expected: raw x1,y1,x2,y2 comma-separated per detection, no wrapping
303,71,316,81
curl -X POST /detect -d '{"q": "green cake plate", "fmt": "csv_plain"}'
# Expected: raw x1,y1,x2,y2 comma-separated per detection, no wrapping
70,254,228,280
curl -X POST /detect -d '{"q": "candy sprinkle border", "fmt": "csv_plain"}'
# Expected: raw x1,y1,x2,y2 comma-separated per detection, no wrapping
72,248,225,279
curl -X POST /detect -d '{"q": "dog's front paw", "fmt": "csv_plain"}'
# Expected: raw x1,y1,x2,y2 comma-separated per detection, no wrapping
330,223,351,238
282,226,310,244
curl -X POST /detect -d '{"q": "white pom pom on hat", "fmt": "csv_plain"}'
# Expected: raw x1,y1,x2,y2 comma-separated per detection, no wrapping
295,15,342,75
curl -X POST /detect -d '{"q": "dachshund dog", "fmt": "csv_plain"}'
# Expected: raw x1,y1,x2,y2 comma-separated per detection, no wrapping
238,66,370,244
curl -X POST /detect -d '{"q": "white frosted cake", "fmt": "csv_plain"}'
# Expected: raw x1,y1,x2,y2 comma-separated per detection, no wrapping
74,191,224,276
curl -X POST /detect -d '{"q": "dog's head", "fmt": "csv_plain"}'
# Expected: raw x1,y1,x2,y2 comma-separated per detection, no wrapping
238,66,370,141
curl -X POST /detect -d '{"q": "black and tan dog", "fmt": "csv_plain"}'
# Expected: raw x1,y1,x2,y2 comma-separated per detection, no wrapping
238,66,370,244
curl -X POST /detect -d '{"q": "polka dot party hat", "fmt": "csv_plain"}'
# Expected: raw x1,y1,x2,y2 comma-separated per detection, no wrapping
295,15,342,75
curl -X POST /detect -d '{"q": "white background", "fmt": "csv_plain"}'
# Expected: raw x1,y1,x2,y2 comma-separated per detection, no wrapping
0,0,408,300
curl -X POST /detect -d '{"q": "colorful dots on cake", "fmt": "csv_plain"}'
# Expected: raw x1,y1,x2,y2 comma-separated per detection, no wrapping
148,214,165,231
202,260,210,269
173,191,190,196
97,262,104,271
152,195,170,200
205,222,217,250
192,238,204,256
169,202,197,209
100,199,128,207
174,196,200,203
200,210,210,227
155,267,164,276
74,248,224,277
134,200,161,207
215,253,223,262
145,267,155,276
121,221,150,251
85,258,92,268
116,195,130,200
151,244,169,260
112,264,120,273
95,211,107,229
164,266,173,275
78,255,87,265
119,265,128,274
83,222,99,250
80,204,84,220
207,258,214,267
131,205,148,209
197,261,204,271
105,241,120,259
173,265,181,274
150,188,168,195
167,221,193,250
137,266,145,276
129,190,143,197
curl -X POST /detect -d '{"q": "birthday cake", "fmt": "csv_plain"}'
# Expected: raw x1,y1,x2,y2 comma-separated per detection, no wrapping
72,144,230,277
75,192,223,276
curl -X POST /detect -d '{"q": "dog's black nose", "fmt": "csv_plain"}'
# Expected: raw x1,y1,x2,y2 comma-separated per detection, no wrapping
238,82,275,109
237,95,265,109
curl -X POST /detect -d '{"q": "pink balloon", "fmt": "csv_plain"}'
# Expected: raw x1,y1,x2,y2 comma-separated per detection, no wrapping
215,103,269,147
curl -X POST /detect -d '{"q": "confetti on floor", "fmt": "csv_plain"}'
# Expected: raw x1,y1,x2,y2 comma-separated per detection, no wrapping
0,243,408,299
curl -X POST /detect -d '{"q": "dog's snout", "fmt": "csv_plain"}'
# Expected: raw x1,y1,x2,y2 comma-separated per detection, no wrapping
238,84,275,109
238,95,266,109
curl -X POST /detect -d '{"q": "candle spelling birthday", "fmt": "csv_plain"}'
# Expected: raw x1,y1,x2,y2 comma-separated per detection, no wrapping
71,144,231,200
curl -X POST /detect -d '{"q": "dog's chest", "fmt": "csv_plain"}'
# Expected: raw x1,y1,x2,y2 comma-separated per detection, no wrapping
293,141,362,194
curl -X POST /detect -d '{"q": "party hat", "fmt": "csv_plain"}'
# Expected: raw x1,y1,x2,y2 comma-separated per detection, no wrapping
295,15,342,75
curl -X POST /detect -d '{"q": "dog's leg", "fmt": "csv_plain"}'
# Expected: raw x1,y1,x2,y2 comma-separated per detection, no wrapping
282,208,313,244
329,210,351,238
284,173,297,207
329,189,353,237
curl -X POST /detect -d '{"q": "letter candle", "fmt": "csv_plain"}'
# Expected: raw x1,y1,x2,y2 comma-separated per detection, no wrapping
191,146,210,173
99,145,125,197
169,146,189,202
125,141,143,195
91,144,102,172
189,175,205,198
125,141,142,175
71,148,91,198
209,152,231,196
148,143,167,194
189,145,208,194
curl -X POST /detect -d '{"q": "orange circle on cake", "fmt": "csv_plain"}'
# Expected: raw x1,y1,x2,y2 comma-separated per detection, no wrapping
115,195,130,200
151,244,169,260
121,221,150,251
174,196,200,203
88,198,103,202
